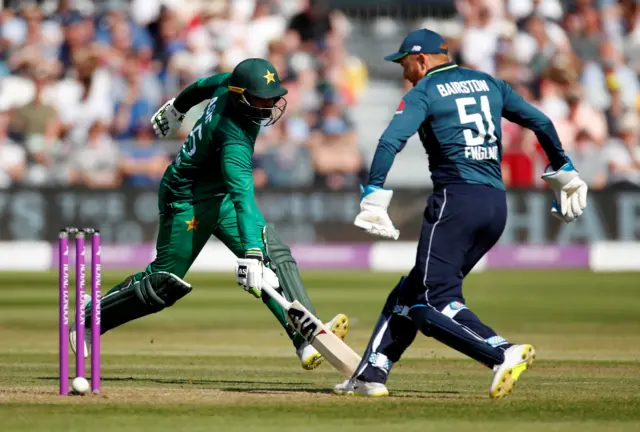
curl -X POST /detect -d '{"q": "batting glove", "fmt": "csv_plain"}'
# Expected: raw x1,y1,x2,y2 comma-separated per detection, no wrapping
235,249,279,298
150,98,185,138
354,185,400,240
541,159,588,223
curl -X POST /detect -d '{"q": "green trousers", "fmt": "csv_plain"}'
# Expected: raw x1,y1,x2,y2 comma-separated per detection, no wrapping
104,193,305,349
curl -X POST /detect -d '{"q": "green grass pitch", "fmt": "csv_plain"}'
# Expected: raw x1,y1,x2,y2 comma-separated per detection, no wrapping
1,270,639,431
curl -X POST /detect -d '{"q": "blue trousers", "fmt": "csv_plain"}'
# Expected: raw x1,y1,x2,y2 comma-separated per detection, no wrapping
357,184,510,382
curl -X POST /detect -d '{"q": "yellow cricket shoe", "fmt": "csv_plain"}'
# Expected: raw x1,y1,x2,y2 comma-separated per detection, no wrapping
297,314,349,370
490,344,536,400
327,313,349,341
333,379,390,397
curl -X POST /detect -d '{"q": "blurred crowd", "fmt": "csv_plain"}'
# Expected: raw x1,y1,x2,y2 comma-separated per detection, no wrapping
1,0,639,191
451,0,640,188
0,0,368,190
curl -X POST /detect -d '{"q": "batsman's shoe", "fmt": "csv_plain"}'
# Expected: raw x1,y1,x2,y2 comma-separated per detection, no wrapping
297,343,323,370
70,294,92,359
490,344,536,400
297,314,350,370
327,313,349,341
333,379,389,397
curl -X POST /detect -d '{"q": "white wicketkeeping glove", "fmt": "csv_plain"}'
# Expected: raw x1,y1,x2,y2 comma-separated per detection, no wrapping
354,185,400,240
235,249,279,298
541,159,588,223
150,98,185,138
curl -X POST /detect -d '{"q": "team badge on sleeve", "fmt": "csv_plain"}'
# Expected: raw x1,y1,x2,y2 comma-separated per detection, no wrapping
395,100,405,115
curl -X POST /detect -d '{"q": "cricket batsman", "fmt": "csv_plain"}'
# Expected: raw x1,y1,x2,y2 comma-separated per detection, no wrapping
71,58,349,370
333,29,588,398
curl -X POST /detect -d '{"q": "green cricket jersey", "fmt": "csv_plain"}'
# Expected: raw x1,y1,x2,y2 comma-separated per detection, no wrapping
161,73,263,251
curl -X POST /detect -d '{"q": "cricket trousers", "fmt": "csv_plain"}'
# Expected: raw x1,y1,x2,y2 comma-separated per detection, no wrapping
357,184,511,382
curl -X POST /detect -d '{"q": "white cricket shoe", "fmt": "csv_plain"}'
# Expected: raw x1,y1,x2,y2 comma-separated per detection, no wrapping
297,313,349,370
70,294,91,359
333,378,389,397
490,344,536,400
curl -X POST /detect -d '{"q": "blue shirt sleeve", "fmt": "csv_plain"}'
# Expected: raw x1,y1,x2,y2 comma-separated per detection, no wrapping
368,87,429,187
499,80,568,170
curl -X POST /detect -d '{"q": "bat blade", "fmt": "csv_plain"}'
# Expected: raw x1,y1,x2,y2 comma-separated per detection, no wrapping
287,301,361,377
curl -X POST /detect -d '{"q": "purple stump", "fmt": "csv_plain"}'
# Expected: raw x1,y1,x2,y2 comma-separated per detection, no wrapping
58,230,70,395
91,231,101,393
75,231,86,379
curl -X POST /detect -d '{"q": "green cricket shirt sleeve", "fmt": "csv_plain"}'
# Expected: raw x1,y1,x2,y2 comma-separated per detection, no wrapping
221,141,264,252
174,73,232,113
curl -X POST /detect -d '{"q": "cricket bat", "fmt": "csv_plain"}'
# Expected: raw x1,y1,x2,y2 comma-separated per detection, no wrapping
260,283,361,378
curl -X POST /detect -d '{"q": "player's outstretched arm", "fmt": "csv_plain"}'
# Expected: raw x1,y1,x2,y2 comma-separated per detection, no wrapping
500,81,588,223
356,88,428,240
151,73,232,138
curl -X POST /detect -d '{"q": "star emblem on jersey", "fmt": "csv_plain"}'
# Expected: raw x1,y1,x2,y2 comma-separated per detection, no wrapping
264,70,276,84
185,217,200,231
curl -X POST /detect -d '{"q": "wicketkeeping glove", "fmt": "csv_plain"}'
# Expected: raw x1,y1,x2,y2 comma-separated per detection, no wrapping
354,185,400,240
541,159,588,223
235,249,279,298
150,98,185,138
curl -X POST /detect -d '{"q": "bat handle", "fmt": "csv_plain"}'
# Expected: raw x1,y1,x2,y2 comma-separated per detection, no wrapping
260,283,292,310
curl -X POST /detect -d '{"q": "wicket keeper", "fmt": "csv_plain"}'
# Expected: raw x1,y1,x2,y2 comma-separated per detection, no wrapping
334,29,588,398
71,58,349,370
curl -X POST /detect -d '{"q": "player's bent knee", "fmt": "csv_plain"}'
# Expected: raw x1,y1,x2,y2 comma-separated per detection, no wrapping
148,260,189,279
134,272,193,311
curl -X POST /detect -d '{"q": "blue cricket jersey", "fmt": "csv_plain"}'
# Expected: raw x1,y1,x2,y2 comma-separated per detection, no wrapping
368,63,568,190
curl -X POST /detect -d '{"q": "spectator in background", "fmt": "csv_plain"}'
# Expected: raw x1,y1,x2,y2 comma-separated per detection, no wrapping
95,2,153,64
245,1,287,60
604,111,640,187
1,7,26,52
567,129,608,189
7,4,62,77
461,6,500,74
288,0,334,52
57,11,94,73
47,47,114,146
11,66,61,185
254,114,314,187
582,39,639,111
618,0,640,73
11,66,60,142
565,1,605,63
120,124,169,187
68,120,121,189
151,7,188,82
308,93,363,190
501,84,538,188
565,85,608,145
508,0,563,23
112,51,161,139
0,111,26,188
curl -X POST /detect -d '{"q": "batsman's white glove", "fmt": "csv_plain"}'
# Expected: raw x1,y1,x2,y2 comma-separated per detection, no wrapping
354,185,400,240
541,159,588,223
150,98,185,138
235,249,279,298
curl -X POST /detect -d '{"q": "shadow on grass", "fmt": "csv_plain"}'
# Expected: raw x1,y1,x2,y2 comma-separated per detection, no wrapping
38,376,311,387
37,376,462,398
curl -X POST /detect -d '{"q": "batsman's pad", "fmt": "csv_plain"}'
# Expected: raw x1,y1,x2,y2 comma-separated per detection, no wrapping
409,305,504,368
264,223,316,315
85,272,192,334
